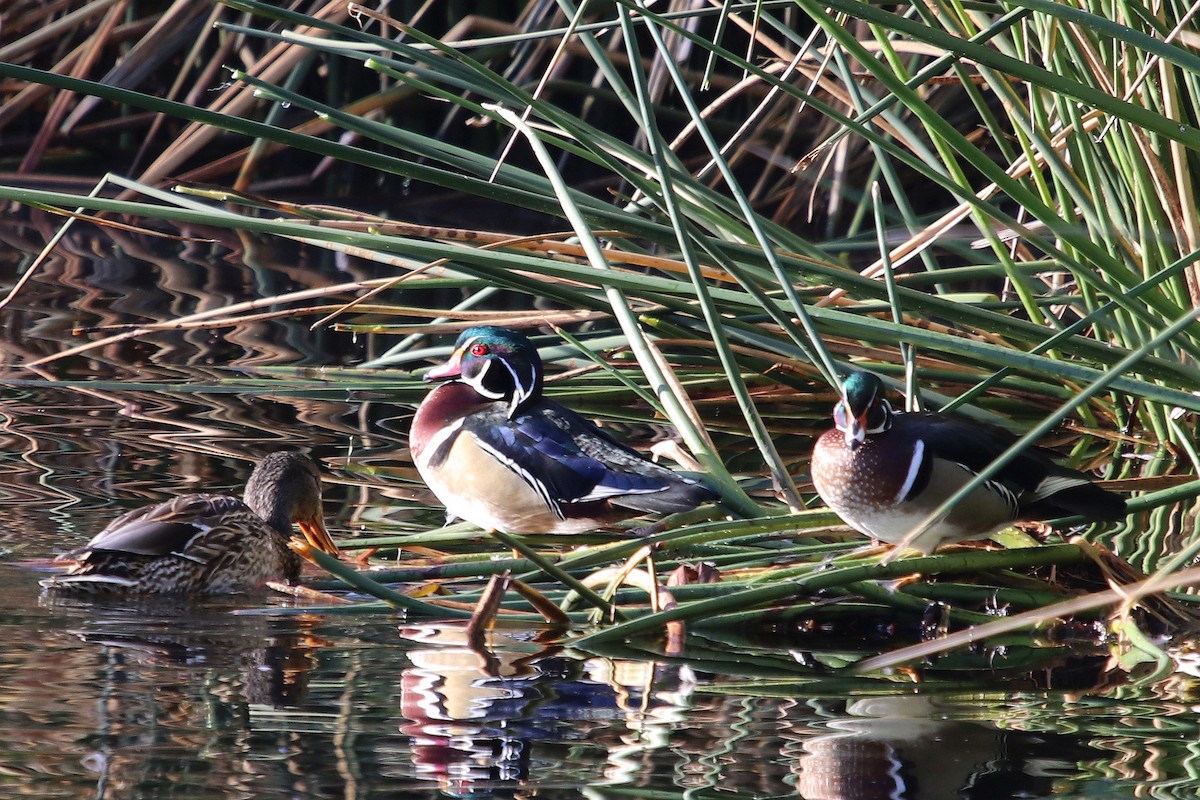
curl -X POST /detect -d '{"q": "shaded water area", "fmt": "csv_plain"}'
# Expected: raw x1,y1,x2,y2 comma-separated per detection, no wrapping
3,221,1200,799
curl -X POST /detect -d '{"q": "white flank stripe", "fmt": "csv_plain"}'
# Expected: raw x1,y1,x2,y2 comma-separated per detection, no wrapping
51,575,139,587
417,418,465,468
578,483,661,503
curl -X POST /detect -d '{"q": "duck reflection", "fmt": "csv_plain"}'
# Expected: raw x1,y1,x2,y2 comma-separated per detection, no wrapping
41,592,325,702
394,622,619,795
51,606,330,798
585,657,704,787
392,623,724,796
74,621,323,709
790,694,1090,800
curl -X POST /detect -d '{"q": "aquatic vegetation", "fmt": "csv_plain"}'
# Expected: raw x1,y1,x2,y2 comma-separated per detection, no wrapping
3,0,1200,671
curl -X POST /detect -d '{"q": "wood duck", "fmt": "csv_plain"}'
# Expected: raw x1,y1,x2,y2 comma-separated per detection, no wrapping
810,371,1127,554
41,452,340,595
410,326,717,535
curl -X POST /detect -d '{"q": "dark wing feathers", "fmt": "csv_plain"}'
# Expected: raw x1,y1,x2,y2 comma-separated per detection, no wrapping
539,400,647,464
1021,478,1127,521
902,412,1125,522
464,400,715,510
77,494,249,558
606,481,719,514
902,414,1043,482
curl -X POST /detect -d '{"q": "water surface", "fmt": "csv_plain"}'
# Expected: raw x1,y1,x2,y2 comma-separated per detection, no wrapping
1,222,1200,798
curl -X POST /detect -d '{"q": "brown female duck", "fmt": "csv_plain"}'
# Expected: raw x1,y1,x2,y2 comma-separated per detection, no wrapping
41,452,340,595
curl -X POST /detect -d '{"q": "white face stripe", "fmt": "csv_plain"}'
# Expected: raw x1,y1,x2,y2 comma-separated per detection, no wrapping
498,356,531,418
498,353,523,389
835,396,893,443
870,399,893,433
456,337,505,401
894,438,925,503
470,359,506,400
458,336,533,416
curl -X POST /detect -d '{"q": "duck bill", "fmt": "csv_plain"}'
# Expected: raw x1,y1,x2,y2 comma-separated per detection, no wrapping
424,348,464,382
298,518,340,556
843,410,867,449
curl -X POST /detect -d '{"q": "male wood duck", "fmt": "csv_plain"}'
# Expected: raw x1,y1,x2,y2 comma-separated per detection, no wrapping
811,371,1127,554
410,326,717,535
41,452,340,595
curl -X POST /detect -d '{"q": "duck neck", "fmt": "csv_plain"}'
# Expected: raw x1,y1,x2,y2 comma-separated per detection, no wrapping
244,475,295,537
412,381,494,459
261,504,294,537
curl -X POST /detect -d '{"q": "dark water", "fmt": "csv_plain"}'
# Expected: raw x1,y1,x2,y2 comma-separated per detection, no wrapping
2,221,1200,799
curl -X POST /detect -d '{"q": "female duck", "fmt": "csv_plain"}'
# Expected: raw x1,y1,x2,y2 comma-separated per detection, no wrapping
411,326,716,535
42,451,340,594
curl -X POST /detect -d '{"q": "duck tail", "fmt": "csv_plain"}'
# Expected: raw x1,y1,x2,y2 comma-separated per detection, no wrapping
611,478,719,515
1025,474,1127,522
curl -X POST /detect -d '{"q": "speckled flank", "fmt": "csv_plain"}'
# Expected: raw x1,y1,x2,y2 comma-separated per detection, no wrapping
41,452,332,595
813,371,1126,553
44,528,304,595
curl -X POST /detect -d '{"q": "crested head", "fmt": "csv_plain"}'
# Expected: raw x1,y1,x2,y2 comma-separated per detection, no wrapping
244,452,338,555
842,371,884,415
424,326,543,417
833,371,892,448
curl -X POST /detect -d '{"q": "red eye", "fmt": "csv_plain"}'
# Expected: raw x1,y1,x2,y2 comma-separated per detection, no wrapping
469,343,489,356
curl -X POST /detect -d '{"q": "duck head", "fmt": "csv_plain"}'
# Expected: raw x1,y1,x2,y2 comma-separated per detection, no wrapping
425,326,543,418
833,371,894,449
245,451,339,556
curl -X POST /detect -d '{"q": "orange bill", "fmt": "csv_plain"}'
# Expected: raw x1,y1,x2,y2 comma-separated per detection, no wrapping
297,517,340,556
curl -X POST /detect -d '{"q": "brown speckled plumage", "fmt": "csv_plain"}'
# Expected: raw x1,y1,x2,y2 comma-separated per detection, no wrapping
812,425,1016,553
41,452,339,595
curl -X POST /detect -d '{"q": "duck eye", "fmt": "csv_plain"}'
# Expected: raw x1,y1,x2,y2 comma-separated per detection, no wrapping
469,343,489,357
